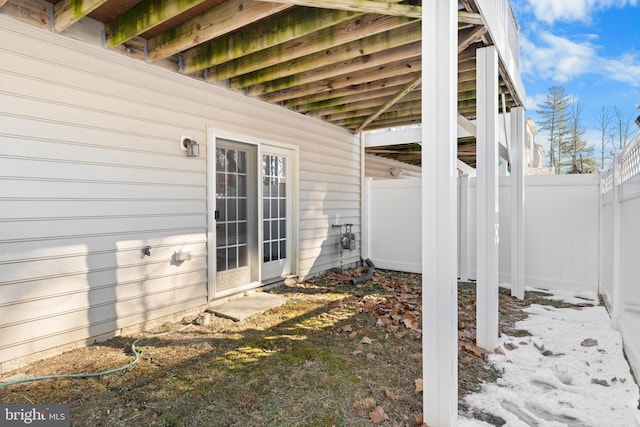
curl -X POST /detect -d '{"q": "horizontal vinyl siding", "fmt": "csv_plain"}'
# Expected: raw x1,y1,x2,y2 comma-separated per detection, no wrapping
0,17,360,369
365,153,422,179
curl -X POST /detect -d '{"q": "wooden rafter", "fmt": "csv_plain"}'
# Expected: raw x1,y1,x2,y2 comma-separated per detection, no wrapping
230,21,420,88
284,72,420,108
207,14,416,80
458,25,487,53
261,59,421,104
152,1,303,65
253,0,421,18
458,11,483,25
324,91,421,122
105,0,209,47
296,84,411,113
354,76,421,133
313,89,420,119
53,0,109,32
247,41,421,96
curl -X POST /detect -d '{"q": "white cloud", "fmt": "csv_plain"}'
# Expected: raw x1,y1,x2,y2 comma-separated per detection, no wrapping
525,93,547,110
521,31,640,88
526,0,638,24
601,53,640,87
520,32,597,82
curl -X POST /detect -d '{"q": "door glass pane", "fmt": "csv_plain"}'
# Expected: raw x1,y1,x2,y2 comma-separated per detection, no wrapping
216,147,249,272
262,154,287,263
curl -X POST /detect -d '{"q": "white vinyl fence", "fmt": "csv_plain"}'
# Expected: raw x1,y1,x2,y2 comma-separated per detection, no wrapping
366,174,600,292
366,155,639,380
601,135,640,381
459,174,600,292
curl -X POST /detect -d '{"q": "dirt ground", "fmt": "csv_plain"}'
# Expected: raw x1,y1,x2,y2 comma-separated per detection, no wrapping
0,268,578,426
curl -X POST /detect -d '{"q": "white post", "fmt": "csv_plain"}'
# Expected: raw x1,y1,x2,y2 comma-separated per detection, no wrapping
598,170,605,296
510,106,525,299
611,151,622,327
422,0,458,425
476,46,500,351
459,175,470,281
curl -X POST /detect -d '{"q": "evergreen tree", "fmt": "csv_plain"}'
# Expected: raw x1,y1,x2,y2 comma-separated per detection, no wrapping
536,86,571,174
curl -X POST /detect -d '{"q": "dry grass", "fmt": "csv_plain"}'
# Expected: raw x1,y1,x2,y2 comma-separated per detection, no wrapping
0,269,571,426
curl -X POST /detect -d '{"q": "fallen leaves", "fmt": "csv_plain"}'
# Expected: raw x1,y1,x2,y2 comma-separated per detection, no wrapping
581,338,598,347
591,378,610,387
361,336,374,345
415,378,423,392
369,405,389,424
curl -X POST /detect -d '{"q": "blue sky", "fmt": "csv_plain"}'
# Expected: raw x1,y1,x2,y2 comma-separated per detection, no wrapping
511,0,640,168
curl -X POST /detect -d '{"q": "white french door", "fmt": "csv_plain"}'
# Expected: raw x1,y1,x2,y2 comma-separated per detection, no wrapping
261,148,293,282
214,139,258,294
209,135,295,297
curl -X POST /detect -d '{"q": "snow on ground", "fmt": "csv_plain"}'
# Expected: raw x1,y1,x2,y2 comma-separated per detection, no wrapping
459,290,640,426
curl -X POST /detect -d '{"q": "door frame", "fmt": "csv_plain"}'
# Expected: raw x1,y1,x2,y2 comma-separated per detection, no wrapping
206,127,299,300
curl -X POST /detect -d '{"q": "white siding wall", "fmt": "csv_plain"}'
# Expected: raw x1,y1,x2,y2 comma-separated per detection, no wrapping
364,154,422,180
0,17,360,371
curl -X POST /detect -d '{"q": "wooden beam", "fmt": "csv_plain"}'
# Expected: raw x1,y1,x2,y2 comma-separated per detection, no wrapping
105,0,209,47
158,3,320,65
253,0,421,18
458,25,486,54
53,0,108,32
321,91,420,121
354,75,421,133
458,11,483,25
262,60,420,103
230,21,420,88
247,41,421,96
283,72,419,107
207,14,415,80
297,85,406,113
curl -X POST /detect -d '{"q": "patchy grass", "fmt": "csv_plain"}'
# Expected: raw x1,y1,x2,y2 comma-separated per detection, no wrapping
0,270,569,426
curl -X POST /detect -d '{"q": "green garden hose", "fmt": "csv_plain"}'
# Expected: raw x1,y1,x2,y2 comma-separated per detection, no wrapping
0,321,195,387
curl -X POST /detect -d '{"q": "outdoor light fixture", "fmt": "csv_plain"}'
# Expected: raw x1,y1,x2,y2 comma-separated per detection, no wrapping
180,136,199,157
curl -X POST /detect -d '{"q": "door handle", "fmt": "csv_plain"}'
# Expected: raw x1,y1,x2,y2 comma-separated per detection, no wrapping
214,210,220,220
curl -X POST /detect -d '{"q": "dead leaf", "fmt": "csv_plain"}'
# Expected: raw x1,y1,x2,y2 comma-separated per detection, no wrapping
366,353,376,360
591,378,610,387
361,336,373,345
415,378,423,392
504,342,518,351
581,338,598,347
494,347,505,355
369,406,389,424
461,341,486,358
341,324,353,333
351,349,363,356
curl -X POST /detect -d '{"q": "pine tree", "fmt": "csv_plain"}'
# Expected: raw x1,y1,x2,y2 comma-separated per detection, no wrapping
536,86,571,174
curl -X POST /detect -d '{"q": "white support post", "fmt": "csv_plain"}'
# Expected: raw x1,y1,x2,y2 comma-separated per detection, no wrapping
598,171,605,296
476,46,500,351
611,152,622,327
510,106,525,299
459,175,470,282
422,1,458,425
